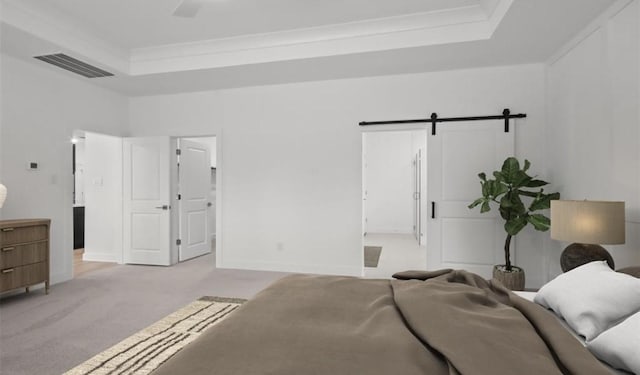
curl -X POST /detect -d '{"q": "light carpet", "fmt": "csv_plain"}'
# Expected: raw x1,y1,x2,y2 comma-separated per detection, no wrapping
364,246,382,267
63,296,246,375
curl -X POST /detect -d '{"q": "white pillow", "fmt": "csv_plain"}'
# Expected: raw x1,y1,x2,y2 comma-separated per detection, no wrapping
587,311,640,374
534,261,640,340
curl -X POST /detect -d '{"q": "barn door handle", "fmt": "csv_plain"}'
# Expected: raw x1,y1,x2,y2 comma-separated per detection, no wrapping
2,268,14,274
431,202,436,219
1,228,14,232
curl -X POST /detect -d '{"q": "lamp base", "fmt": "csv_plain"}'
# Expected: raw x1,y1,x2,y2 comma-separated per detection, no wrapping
560,243,615,272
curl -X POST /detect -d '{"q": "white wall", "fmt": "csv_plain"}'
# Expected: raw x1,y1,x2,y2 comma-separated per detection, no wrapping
364,131,414,234
545,0,640,279
0,54,129,284
83,132,123,263
130,64,546,281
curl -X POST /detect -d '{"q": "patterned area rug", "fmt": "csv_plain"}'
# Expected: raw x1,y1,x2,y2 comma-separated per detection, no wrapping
64,296,246,375
364,246,382,267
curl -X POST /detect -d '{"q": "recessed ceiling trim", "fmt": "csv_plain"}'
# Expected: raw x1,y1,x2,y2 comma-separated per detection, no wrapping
130,2,512,75
131,22,496,75
2,0,513,78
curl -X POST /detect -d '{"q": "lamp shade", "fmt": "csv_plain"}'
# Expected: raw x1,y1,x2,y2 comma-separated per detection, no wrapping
0,184,6,208
551,200,625,244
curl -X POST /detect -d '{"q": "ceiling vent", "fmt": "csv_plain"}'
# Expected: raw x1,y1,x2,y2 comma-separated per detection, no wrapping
34,53,114,78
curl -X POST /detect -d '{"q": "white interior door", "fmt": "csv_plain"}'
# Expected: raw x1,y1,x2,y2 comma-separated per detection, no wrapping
123,136,172,266
178,139,211,261
427,121,514,278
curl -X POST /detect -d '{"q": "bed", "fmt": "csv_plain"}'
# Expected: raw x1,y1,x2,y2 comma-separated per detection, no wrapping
151,263,639,375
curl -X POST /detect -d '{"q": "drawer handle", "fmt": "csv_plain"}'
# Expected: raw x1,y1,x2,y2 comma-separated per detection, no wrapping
2,268,14,274
1,228,14,232
2,247,14,252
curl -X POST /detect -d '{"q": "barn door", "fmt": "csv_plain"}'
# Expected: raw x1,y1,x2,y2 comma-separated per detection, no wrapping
427,121,514,278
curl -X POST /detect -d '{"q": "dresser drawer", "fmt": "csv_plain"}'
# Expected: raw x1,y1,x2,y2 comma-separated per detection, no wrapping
0,262,48,292
0,241,48,268
0,225,49,246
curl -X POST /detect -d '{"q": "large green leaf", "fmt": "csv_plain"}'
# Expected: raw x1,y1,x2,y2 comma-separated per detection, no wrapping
518,190,539,198
529,192,560,211
513,170,532,188
468,198,484,209
527,214,550,231
501,157,520,184
525,179,548,188
523,159,531,172
499,208,510,220
481,180,489,197
492,182,509,197
500,191,527,216
505,216,528,236
500,194,514,208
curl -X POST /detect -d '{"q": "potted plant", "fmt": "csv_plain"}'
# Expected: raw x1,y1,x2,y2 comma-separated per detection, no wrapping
468,157,559,290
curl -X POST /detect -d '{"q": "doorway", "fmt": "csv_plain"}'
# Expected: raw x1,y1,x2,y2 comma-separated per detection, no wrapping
362,129,427,278
71,130,118,277
70,132,220,275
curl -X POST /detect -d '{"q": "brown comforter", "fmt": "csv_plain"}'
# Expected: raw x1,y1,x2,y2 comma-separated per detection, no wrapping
151,270,611,375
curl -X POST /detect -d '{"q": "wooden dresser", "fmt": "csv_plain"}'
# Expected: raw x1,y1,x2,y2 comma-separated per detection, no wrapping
0,219,50,295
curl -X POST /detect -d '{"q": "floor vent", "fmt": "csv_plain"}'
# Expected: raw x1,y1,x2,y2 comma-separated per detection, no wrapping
34,53,114,78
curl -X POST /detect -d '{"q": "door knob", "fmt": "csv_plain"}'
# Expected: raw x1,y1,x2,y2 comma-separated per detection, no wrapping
155,205,170,210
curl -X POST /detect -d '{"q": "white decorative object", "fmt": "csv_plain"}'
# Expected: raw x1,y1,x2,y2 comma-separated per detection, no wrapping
0,183,6,208
534,261,640,340
587,311,640,374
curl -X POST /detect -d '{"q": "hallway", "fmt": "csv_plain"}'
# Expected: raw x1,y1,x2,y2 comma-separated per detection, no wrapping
364,233,426,279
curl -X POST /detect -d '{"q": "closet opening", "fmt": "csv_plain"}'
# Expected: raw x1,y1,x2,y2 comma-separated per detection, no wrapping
362,129,428,278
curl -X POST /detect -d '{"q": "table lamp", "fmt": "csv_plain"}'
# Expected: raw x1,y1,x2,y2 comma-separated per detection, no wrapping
0,183,6,208
551,200,625,272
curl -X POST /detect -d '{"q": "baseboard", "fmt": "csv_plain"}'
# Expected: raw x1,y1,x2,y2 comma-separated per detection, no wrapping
365,229,413,235
218,259,362,277
82,252,117,263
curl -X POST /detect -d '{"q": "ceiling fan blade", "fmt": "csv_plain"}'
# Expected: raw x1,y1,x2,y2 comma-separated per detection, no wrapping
173,0,206,18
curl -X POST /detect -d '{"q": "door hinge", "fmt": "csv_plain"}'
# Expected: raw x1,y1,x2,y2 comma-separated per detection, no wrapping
177,194,181,200
176,149,181,155
176,239,182,246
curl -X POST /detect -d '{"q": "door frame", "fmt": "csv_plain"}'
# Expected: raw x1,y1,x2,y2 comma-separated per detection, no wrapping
360,125,428,274
68,129,123,277
67,131,223,275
